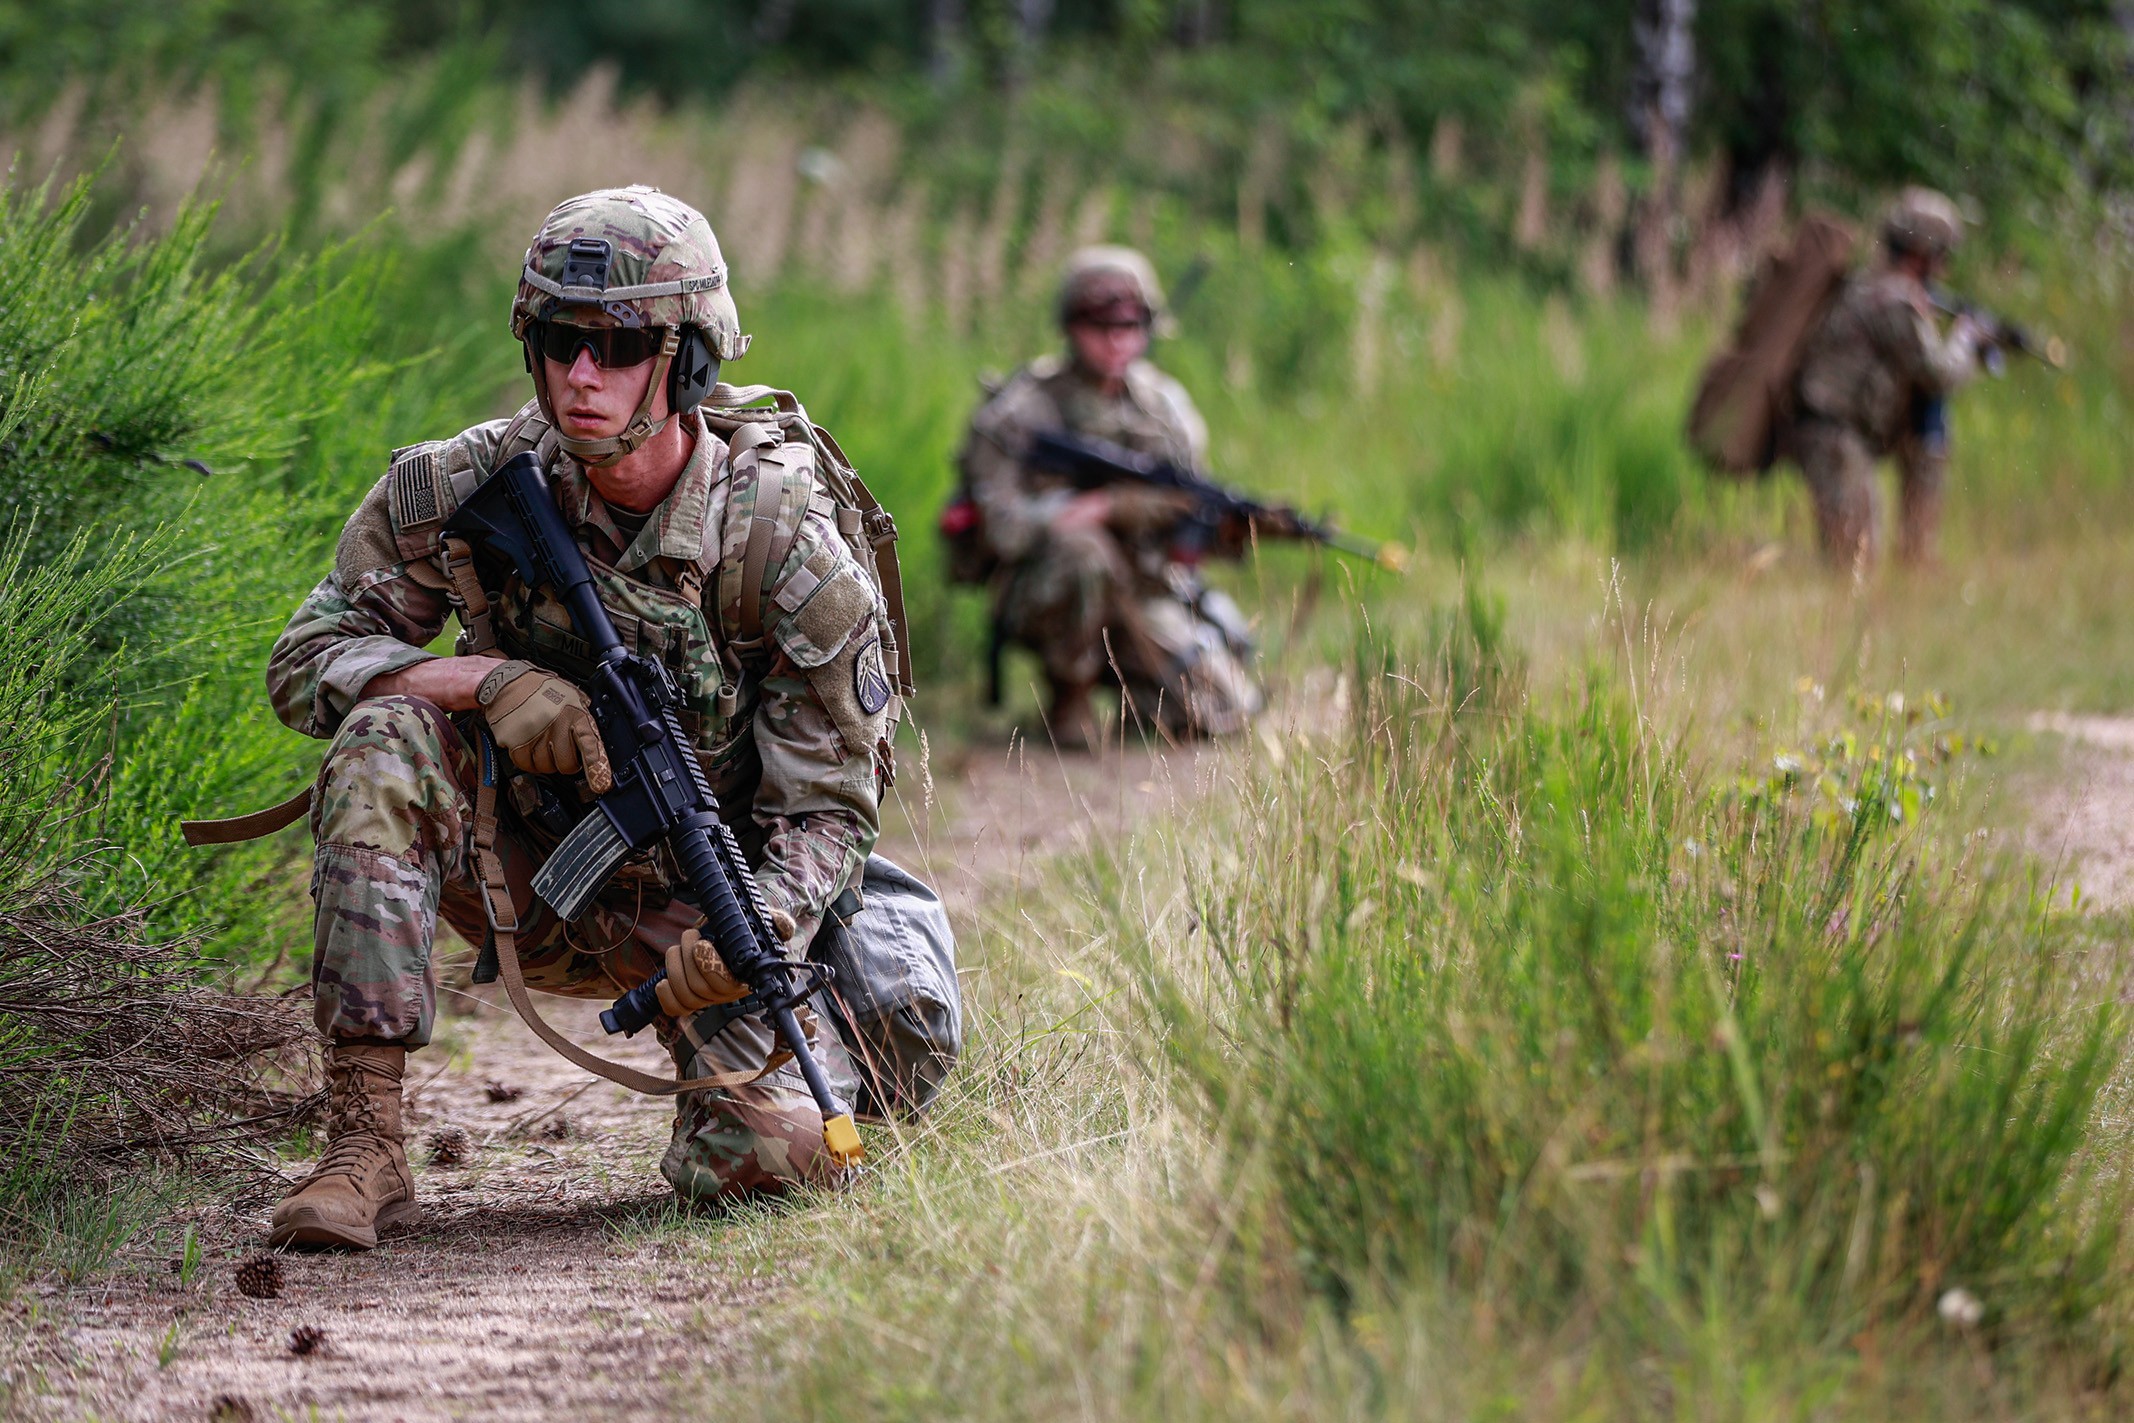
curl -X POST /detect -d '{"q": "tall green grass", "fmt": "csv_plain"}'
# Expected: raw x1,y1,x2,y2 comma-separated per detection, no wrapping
1156,609,2126,1355
712,592,2133,1420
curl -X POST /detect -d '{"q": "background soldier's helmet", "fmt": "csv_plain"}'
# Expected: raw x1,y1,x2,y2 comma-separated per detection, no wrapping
1057,246,1177,337
510,186,749,466
1881,187,1965,262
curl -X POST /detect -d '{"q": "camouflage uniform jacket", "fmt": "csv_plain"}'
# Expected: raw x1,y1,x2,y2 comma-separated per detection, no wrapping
960,353,1209,563
268,400,893,946
1794,266,1980,453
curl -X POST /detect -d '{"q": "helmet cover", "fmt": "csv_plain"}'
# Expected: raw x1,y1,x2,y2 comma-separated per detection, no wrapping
510,186,749,361
1881,187,1964,262
1057,246,1176,337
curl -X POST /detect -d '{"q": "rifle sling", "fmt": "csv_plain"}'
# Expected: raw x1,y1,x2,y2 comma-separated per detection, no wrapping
180,787,315,846
469,732,788,1097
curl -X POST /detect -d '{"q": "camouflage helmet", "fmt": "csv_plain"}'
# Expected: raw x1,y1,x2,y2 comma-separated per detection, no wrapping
1881,187,1965,261
512,187,749,466
510,186,749,359
1057,246,1176,337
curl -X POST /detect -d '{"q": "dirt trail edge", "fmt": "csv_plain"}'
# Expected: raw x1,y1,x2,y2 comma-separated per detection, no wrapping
2024,712,2134,908
6,718,1239,1423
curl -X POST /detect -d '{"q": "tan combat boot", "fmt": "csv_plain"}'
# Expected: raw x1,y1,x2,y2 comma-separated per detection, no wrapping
269,1043,418,1250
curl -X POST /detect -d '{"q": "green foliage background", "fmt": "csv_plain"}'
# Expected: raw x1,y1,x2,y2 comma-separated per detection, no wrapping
5,0,2130,234
5,9,2134,1404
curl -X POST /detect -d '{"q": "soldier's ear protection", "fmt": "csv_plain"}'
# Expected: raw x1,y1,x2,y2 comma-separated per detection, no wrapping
667,326,719,414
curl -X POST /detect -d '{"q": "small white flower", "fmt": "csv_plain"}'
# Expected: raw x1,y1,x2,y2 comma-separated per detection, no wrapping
1937,1287,1984,1327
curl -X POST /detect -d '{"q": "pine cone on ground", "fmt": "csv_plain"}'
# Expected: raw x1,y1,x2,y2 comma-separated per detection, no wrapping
288,1324,327,1357
483,1080,523,1103
234,1253,283,1300
538,1115,571,1141
207,1395,257,1423
426,1125,473,1167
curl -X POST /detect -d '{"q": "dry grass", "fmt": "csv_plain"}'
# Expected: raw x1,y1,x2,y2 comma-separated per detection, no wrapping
0,872,317,1189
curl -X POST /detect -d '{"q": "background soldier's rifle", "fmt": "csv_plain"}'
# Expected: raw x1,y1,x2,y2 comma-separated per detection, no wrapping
1928,286,2068,375
443,451,864,1169
1026,429,1408,572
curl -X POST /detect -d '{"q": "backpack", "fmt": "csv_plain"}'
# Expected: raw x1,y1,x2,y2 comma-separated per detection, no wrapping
938,487,998,587
1688,212,1857,477
698,384,915,698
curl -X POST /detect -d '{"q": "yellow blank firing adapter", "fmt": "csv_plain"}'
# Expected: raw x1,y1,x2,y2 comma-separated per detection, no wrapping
1378,543,1410,574
824,1113,865,1168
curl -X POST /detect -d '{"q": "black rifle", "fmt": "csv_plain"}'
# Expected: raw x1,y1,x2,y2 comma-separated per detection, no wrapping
1026,429,1406,571
1927,286,2067,376
442,451,863,1168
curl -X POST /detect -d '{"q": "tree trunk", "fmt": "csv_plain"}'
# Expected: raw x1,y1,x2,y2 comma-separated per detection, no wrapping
1630,0,1695,309
1012,0,1054,86
1631,0,1695,202
928,0,964,88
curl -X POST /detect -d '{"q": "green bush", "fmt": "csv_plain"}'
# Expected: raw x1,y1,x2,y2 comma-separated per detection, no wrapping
0,170,512,960
1150,606,2129,1362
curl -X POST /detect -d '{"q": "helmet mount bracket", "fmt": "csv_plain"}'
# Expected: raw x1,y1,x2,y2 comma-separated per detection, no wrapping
561,238,613,293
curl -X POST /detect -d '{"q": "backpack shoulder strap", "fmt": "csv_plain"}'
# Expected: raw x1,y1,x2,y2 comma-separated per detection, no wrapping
710,419,812,653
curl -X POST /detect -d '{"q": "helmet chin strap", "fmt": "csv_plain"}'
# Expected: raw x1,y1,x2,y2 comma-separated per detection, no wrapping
530,328,682,469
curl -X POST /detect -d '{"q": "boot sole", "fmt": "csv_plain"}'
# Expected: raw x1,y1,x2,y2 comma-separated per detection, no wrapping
268,1198,420,1252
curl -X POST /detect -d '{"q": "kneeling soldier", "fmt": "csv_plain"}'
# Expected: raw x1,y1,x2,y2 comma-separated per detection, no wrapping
958,247,1263,746
261,187,894,1248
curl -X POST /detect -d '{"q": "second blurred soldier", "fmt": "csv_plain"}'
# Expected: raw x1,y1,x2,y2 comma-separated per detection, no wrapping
957,247,1262,747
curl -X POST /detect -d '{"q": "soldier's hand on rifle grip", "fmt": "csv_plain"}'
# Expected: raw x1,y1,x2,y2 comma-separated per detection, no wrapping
655,929,752,1016
1054,490,1113,535
1105,486,1197,539
476,661,614,794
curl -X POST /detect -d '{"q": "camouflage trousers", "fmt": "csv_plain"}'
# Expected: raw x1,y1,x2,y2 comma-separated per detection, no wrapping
1794,418,1947,567
998,527,1262,736
310,694,838,1201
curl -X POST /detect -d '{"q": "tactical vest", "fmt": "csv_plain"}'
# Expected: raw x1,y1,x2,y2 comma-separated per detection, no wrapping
394,384,910,732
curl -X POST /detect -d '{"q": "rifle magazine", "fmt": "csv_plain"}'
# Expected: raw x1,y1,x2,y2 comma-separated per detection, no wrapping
533,808,633,922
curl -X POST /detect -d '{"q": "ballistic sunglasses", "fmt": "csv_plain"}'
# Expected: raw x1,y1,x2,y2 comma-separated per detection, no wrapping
528,321,672,369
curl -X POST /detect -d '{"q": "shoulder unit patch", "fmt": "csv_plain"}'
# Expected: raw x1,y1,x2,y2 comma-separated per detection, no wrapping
854,636,892,716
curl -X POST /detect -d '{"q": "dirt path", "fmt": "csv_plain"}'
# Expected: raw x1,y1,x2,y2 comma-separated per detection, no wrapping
2024,713,2134,908
6,717,1238,1423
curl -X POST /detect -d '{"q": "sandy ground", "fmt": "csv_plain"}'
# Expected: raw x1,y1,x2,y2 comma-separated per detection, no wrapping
2024,713,2134,908
2,715,1235,1423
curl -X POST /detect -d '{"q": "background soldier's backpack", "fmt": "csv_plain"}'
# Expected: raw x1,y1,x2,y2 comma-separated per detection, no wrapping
1687,212,1857,477
937,486,998,586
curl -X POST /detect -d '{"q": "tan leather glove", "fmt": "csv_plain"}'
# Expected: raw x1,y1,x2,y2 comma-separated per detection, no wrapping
476,660,613,793
655,928,751,1016
652,910,801,1018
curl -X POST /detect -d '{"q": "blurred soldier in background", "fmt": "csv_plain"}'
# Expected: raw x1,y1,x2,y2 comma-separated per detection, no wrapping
1790,187,1985,567
955,247,1262,747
